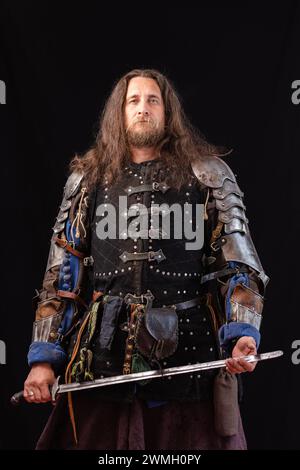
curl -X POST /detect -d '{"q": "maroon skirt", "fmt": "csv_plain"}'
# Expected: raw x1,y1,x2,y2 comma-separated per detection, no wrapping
36,390,247,450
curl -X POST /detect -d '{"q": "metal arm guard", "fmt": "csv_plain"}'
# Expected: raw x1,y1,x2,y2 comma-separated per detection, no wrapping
32,171,84,343
192,156,268,343
30,172,87,365
192,155,269,290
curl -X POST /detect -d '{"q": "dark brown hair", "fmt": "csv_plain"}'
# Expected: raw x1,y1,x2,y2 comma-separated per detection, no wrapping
70,69,224,190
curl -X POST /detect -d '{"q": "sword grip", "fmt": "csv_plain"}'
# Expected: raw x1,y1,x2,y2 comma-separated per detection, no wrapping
10,377,60,405
10,390,26,406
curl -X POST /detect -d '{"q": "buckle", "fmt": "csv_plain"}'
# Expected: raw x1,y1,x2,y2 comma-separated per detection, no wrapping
210,237,226,252
124,293,143,305
83,256,94,267
124,290,154,308
141,291,154,307
210,241,220,252
152,181,160,191
148,251,156,262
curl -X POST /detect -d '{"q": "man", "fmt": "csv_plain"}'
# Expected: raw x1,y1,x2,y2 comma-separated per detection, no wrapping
23,69,268,450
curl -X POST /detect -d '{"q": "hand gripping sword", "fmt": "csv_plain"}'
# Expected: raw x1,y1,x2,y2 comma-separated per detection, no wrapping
11,350,283,405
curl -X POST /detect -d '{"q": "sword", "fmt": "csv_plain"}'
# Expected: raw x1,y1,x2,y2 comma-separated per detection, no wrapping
11,350,283,405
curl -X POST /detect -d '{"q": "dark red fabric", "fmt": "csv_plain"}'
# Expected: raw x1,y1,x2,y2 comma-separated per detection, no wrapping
36,391,247,450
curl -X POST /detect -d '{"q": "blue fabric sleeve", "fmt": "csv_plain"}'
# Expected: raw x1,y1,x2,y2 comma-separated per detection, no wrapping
28,341,67,368
219,322,261,350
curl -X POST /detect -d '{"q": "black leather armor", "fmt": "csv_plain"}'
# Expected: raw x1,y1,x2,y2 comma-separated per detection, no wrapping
28,155,268,404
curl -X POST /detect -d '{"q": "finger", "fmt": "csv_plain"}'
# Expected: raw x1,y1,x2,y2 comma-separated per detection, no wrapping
238,358,257,372
245,346,256,356
23,389,34,403
226,365,238,374
24,387,38,403
226,360,239,374
245,340,256,351
28,385,42,403
40,383,51,403
227,358,245,373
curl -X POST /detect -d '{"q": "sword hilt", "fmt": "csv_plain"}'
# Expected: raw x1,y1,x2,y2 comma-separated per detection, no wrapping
10,377,60,406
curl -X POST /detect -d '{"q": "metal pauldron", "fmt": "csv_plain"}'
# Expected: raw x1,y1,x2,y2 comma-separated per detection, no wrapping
192,155,269,289
46,172,84,272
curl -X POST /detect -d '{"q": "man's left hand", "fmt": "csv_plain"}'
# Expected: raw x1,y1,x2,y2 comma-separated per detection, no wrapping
226,336,257,374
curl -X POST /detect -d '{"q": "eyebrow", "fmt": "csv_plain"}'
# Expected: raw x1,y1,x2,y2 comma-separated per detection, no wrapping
126,93,161,101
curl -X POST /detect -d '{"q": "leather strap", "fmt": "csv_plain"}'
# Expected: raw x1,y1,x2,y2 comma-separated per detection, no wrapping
123,293,203,312
54,237,86,259
57,290,88,309
126,181,170,195
200,266,249,284
119,249,166,263
171,296,203,311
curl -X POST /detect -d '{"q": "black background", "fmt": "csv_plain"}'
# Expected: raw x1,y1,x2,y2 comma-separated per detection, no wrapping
0,2,299,450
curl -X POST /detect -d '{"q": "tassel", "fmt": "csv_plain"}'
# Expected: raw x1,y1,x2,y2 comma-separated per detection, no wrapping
131,353,152,386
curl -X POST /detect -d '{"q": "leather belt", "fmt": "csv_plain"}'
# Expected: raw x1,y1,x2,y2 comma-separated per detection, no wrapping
123,292,203,311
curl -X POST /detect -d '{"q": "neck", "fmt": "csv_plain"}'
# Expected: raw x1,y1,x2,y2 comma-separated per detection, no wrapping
129,146,158,163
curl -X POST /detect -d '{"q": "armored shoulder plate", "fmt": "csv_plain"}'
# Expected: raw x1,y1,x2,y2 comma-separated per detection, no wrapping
46,172,84,272
192,155,246,234
192,154,237,188
52,172,84,234
192,156,269,288
63,171,84,200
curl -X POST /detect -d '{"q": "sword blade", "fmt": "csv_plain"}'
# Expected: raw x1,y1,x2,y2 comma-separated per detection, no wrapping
56,350,283,396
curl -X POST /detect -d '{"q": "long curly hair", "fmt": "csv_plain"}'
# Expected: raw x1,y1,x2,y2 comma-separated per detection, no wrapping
70,69,224,190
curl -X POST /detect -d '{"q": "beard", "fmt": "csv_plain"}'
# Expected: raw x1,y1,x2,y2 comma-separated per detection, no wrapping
126,120,165,148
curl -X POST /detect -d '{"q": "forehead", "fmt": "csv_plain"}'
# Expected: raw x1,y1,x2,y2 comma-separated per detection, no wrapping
126,77,162,97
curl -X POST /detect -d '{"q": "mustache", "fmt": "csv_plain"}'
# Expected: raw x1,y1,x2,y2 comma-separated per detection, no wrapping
125,116,156,134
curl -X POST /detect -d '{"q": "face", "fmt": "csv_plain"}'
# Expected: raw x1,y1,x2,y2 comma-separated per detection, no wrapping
124,76,165,148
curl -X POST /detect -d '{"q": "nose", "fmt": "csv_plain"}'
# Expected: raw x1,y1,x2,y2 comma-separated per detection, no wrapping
136,98,150,117
137,109,149,117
